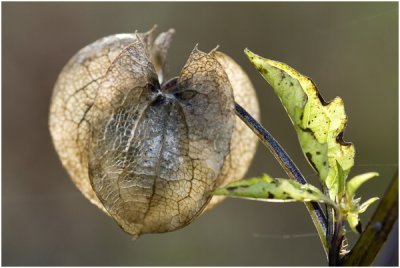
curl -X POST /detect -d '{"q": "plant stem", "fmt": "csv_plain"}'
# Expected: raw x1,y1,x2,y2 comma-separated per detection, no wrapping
341,171,398,266
329,217,345,266
235,102,329,256
326,206,335,257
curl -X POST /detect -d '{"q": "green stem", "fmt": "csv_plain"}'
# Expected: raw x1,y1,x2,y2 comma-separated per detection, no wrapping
341,171,398,266
235,102,329,257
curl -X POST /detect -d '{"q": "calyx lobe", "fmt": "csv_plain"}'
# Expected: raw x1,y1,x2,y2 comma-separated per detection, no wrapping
89,32,235,236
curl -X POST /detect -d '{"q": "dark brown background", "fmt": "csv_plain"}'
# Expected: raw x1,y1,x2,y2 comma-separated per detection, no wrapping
3,2,398,266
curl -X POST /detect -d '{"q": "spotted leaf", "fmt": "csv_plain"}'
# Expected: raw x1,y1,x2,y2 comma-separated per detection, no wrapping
212,174,335,206
245,49,355,199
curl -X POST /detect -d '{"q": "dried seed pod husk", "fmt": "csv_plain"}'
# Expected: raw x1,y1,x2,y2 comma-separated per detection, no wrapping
49,28,259,236
206,51,260,210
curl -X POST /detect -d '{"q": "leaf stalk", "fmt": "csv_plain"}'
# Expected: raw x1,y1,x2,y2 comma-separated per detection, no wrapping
235,102,329,257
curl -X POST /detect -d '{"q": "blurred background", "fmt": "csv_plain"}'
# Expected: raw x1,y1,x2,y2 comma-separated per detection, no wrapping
2,2,398,266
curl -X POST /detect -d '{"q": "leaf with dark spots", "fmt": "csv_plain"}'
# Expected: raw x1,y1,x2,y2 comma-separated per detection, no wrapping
212,174,335,206
306,152,318,173
226,184,249,192
336,131,352,147
245,49,355,199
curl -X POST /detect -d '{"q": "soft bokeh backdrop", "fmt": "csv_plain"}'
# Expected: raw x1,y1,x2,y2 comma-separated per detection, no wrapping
3,2,398,266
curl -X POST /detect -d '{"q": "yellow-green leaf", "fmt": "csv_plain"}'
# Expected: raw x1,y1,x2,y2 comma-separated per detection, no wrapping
245,49,355,199
337,161,346,199
212,174,335,206
344,197,378,234
346,172,379,199
347,213,362,233
340,174,378,234
358,197,379,213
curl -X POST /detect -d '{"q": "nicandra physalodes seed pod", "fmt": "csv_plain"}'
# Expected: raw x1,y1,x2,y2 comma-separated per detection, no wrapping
49,28,260,236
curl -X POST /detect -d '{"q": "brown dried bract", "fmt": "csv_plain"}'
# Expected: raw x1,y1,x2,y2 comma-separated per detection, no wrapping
49,28,259,236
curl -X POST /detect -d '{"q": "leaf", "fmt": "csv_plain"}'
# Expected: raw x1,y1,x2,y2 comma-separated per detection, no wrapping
344,197,378,234
212,174,335,206
341,173,378,233
346,172,379,199
347,213,362,233
245,49,355,199
358,197,379,213
336,161,346,199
